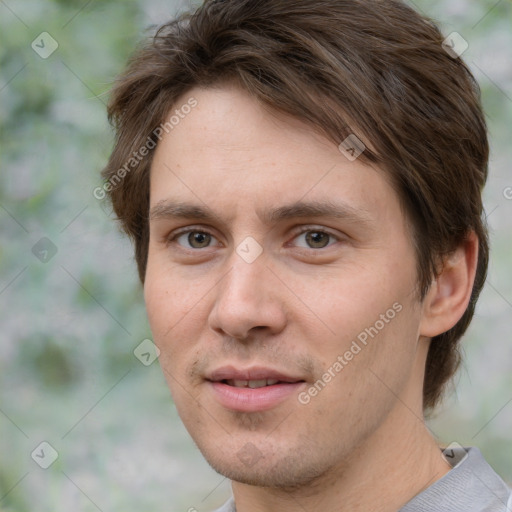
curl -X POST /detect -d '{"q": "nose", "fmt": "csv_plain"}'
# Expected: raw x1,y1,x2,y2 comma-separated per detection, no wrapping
208,254,287,341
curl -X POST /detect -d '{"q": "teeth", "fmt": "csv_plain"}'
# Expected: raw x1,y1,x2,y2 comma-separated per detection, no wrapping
227,379,281,388
248,379,267,389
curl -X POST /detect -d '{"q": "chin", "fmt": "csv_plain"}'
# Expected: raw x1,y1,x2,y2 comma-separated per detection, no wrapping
200,444,331,489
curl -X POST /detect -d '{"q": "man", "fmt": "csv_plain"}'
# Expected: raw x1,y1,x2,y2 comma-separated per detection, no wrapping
101,0,512,510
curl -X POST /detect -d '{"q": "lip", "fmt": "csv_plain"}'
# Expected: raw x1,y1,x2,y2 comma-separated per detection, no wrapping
207,365,304,383
208,381,305,412
206,365,306,412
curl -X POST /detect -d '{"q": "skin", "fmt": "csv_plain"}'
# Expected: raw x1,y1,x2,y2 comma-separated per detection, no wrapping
145,84,478,512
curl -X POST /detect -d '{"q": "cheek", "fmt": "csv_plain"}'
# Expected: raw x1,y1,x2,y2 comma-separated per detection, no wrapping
144,276,199,399
144,269,189,350
145,255,192,329
144,265,209,380
303,270,400,345
342,302,420,392
144,274,169,337
304,263,420,392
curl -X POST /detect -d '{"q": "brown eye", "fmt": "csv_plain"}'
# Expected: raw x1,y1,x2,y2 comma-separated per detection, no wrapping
305,231,331,248
171,229,217,249
186,231,212,248
294,229,337,249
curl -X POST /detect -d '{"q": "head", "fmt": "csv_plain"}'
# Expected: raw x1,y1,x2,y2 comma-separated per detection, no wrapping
101,0,489,488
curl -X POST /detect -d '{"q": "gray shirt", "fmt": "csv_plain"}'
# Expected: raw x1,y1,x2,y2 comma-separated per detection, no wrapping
211,446,512,512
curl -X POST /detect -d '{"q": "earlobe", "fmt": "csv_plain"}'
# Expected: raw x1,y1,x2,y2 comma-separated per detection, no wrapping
419,231,479,338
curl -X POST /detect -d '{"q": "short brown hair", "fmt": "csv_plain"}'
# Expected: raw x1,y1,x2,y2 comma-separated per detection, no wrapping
101,0,489,412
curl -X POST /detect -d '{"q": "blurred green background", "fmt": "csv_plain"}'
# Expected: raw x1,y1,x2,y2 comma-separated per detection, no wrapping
0,0,511,510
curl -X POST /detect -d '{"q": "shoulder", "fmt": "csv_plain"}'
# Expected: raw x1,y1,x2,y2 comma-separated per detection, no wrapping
400,446,512,512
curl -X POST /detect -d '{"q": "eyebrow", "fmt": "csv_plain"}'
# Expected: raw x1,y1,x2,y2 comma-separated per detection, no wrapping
149,199,374,228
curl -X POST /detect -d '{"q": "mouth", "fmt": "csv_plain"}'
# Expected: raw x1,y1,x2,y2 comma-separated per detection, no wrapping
206,366,307,412
221,378,286,388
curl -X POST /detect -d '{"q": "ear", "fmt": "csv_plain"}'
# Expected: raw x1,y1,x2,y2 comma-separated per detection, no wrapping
419,231,479,338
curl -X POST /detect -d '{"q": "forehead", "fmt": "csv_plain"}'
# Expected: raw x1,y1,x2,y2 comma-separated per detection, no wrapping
149,85,403,230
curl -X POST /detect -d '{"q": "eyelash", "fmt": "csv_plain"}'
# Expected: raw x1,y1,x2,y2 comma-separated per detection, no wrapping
167,226,340,251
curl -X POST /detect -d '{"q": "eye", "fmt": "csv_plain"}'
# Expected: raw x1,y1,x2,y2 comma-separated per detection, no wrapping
171,229,219,249
292,228,339,249
167,227,340,252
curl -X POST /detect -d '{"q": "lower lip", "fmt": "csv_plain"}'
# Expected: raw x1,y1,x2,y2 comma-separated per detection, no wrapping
208,381,305,412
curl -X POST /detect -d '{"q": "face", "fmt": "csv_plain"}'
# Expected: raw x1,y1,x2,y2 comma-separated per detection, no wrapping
145,84,426,487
